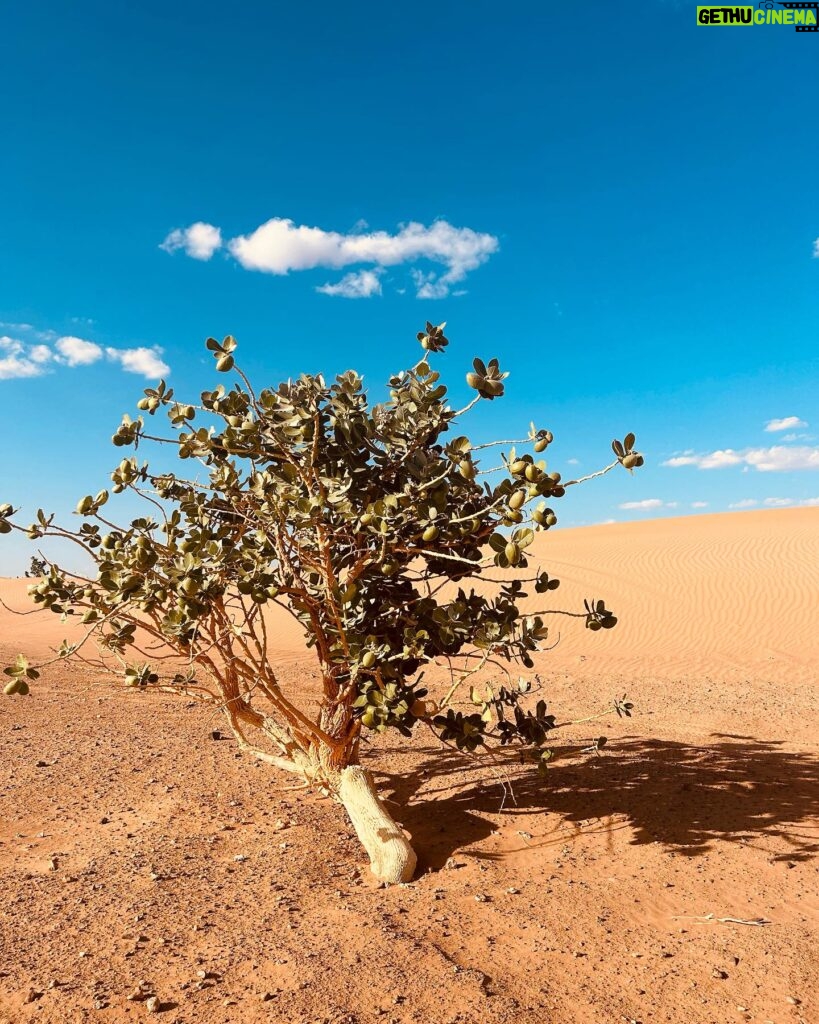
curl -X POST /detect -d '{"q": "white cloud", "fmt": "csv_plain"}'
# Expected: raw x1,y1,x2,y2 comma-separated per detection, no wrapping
662,449,744,469
0,337,44,380
161,221,222,260
730,496,819,509
106,346,169,378
567,458,580,466
0,355,42,379
316,269,383,299
698,450,744,469
745,446,819,472
691,501,709,508
813,238,819,258
165,217,499,298
618,498,666,510
0,330,170,382
664,445,819,472
55,335,103,367
765,416,807,433
29,345,52,364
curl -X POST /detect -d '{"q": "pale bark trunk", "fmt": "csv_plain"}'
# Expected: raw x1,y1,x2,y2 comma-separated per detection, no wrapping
337,765,417,883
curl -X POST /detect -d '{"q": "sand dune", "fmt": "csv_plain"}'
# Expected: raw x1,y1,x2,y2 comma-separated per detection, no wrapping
1,507,817,685
521,507,819,684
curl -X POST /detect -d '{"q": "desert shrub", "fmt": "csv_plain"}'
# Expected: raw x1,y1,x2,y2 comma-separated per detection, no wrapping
1,323,640,881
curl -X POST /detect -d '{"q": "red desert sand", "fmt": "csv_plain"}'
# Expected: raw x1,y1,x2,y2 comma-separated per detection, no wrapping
1,507,817,1024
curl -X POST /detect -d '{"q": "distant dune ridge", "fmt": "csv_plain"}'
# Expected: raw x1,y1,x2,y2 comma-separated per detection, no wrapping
1,507,817,684
520,506,819,684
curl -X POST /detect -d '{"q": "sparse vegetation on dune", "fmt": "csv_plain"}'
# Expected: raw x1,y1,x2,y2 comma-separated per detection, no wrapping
1,323,641,882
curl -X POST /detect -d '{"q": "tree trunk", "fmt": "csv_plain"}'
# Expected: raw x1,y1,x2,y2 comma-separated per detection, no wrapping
337,765,417,883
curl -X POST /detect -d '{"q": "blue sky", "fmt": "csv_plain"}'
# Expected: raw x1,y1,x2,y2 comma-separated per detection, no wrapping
1,1,818,574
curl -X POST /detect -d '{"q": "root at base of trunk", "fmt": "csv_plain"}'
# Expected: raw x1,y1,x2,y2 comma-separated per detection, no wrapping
337,765,417,884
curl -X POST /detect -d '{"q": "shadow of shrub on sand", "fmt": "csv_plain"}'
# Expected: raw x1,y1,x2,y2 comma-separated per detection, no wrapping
372,737,819,872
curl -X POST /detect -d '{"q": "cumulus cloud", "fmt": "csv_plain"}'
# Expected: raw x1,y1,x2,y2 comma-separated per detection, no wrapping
664,445,819,472
161,221,222,260
618,498,667,510
0,330,170,382
728,499,758,509
763,497,793,507
55,335,104,367
802,497,819,506
765,416,807,433
29,345,53,364
316,269,383,299
164,217,498,298
744,447,819,471
105,346,170,378
0,336,44,380
814,238,819,258
691,501,709,508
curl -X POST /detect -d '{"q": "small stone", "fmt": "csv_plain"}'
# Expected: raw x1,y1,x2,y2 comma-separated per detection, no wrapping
149,872,161,881
506,887,520,894
712,968,728,979
786,996,801,1005
474,893,489,903
274,819,289,830
233,854,248,863
145,995,161,1013
78,950,90,959
23,989,41,1004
